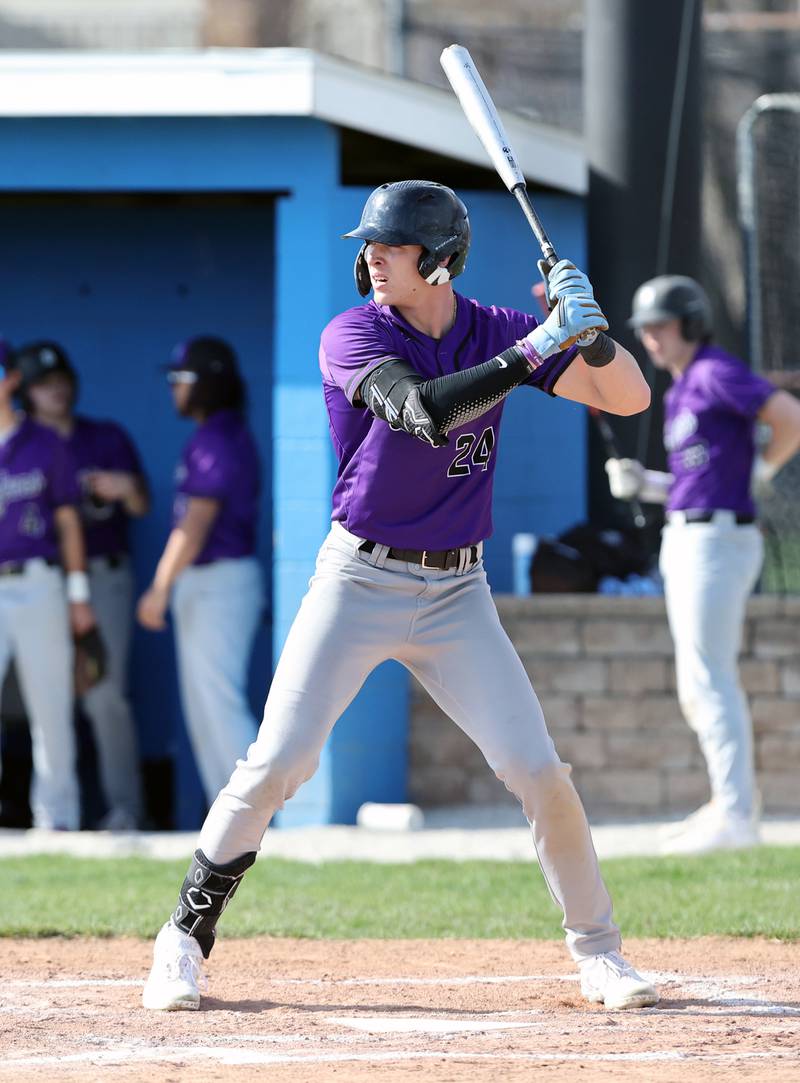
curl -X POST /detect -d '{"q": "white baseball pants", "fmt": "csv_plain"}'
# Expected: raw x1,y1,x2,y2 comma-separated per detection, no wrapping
0,561,78,829
660,514,764,819
199,524,620,961
82,557,141,823
172,557,264,806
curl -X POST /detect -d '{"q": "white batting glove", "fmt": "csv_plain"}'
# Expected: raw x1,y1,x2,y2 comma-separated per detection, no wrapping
751,454,779,499
605,458,645,500
606,458,673,504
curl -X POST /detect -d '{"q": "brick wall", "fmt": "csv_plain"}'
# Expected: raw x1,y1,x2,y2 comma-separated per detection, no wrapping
408,594,800,817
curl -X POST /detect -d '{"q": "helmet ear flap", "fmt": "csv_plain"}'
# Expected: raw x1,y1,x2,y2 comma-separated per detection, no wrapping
354,244,372,297
418,239,461,285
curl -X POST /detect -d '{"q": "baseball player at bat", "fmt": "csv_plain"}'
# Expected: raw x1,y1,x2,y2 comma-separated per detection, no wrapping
17,340,148,832
143,181,656,1013
607,276,800,855
0,340,96,830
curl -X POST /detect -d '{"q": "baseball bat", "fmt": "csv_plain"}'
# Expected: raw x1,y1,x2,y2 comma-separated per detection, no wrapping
440,44,611,356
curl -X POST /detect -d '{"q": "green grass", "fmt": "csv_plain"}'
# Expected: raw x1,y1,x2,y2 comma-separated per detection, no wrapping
4,849,800,940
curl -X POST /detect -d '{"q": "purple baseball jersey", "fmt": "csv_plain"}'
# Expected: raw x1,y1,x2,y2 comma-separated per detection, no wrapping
173,409,260,565
664,344,775,516
319,294,577,549
66,416,145,558
0,418,80,563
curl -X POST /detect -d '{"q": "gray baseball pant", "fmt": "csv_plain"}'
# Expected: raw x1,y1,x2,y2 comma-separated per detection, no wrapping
82,557,141,823
199,523,620,960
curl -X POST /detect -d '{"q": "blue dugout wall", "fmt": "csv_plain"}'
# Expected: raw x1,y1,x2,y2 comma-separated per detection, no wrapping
0,113,585,827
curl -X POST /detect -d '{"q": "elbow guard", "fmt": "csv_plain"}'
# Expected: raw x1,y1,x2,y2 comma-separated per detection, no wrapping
360,342,537,448
361,360,448,448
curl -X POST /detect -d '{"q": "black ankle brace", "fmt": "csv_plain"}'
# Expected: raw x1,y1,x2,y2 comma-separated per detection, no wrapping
172,848,257,958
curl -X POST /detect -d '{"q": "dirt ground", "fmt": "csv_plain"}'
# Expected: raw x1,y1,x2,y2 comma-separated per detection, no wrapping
1,937,799,1082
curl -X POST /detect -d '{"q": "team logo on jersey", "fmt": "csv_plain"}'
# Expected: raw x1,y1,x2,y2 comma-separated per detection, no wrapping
680,440,710,471
0,469,46,517
664,409,698,451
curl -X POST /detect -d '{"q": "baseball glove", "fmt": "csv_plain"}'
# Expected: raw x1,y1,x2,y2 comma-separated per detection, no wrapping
74,626,108,696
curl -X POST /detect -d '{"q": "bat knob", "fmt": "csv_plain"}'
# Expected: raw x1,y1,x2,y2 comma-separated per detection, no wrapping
576,329,599,347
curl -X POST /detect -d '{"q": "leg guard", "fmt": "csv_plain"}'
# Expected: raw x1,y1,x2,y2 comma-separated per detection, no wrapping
172,848,256,958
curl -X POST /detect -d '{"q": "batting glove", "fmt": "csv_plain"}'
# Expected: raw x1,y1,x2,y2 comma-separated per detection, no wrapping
537,258,595,310
526,293,608,358
606,458,672,505
750,453,779,500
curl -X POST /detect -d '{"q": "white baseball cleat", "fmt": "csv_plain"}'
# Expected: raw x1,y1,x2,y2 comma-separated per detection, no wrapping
142,921,207,1011
660,811,760,856
579,951,659,1010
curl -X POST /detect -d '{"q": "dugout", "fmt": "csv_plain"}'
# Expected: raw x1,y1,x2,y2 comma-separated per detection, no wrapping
0,50,587,827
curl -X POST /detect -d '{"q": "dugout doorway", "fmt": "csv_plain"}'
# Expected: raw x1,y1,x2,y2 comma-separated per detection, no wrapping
0,191,275,830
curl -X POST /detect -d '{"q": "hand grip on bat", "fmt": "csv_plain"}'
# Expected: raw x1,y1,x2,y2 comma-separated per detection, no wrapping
541,256,601,346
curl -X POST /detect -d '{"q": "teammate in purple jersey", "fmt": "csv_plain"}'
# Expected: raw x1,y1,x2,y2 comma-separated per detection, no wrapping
137,336,264,810
143,180,656,1013
607,276,800,855
0,341,97,830
16,340,149,832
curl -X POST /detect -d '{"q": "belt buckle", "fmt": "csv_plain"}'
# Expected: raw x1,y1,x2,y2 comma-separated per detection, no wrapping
421,549,437,570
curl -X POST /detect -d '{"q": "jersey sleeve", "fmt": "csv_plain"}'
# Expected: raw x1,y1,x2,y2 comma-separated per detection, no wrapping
319,306,402,404
49,437,81,508
181,438,230,501
701,358,775,418
505,309,579,397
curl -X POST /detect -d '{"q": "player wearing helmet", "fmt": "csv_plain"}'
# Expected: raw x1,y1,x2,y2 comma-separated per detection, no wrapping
18,339,148,832
607,275,800,854
137,337,264,811
143,181,656,1014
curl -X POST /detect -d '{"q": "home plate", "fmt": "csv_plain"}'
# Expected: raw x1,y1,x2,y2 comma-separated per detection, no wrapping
328,1015,539,1034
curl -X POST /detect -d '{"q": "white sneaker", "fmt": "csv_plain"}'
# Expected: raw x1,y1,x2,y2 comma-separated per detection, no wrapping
142,921,207,1011
661,812,760,856
660,801,717,840
579,951,659,1010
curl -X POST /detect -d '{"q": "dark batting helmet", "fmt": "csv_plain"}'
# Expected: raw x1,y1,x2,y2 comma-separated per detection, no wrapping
343,180,471,297
628,275,713,342
10,340,78,408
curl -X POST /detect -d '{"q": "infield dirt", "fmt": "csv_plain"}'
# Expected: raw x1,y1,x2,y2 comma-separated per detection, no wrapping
1,936,799,1082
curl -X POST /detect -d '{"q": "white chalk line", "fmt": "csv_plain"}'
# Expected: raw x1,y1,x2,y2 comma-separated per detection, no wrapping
2,1046,797,1069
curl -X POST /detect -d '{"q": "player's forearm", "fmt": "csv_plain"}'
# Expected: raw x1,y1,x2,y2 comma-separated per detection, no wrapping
123,477,150,518
152,500,219,591
360,346,535,446
152,527,206,591
584,342,651,416
54,505,88,574
758,390,800,471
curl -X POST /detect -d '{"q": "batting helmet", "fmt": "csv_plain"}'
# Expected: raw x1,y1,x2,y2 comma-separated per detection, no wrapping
343,180,471,297
10,340,78,407
628,275,712,342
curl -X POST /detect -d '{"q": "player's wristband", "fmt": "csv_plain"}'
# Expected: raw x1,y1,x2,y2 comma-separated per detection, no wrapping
579,332,616,368
66,570,91,604
515,337,546,372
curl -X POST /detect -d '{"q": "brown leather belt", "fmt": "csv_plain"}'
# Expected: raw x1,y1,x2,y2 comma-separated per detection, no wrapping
358,539,480,571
